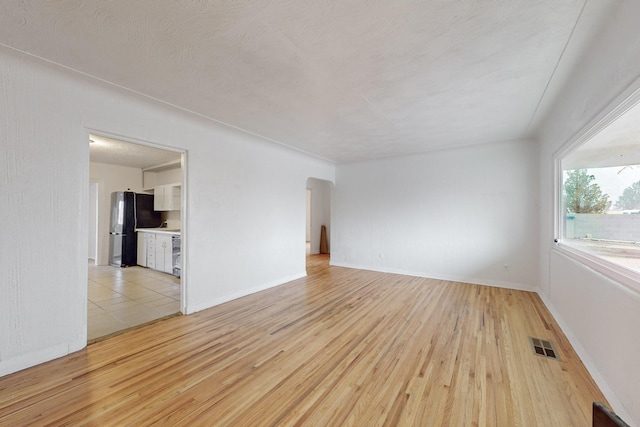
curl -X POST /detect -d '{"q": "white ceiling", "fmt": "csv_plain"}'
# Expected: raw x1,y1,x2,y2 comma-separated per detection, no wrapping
90,135,181,169
563,101,640,170
0,1,619,163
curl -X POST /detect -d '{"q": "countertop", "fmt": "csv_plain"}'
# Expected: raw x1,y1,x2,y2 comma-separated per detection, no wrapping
136,228,181,235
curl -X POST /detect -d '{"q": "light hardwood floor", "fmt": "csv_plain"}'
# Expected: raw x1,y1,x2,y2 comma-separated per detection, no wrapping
0,254,606,426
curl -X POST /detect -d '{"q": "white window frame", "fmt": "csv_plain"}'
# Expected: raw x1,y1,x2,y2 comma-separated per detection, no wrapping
553,79,640,295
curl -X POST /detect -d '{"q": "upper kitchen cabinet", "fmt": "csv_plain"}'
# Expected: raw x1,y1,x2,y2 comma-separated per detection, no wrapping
142,159,182,191
154,183,181,211
143,159,183,211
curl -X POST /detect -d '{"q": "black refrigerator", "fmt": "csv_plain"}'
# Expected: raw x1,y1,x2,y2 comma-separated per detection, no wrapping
108,192,162,267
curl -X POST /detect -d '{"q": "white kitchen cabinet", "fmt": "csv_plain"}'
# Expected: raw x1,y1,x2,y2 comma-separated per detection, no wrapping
136,229,177,274
155,234,173,274
146,233,156,269
154,184,181,211
137,232,149,267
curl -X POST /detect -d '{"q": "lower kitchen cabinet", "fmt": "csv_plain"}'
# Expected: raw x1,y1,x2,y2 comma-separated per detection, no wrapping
147,234,156,269
137,231,174,274
155,234,173,274
137,232,150,267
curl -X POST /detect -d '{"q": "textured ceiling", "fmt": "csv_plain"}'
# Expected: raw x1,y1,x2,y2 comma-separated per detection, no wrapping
90,135,181,169
0,1,618,163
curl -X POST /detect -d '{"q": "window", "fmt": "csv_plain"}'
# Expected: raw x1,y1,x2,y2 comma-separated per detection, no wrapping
557,92,640,289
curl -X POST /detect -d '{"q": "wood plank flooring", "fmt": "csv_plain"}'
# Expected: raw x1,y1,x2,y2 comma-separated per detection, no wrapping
0,254,606,426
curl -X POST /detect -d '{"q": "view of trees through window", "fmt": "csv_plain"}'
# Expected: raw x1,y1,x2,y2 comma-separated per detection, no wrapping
563,167,640,214
562,165,640,274
559,99,640,275
563,169,610,214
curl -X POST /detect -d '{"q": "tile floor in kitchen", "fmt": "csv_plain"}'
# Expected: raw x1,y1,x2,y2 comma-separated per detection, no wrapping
88,262,181,341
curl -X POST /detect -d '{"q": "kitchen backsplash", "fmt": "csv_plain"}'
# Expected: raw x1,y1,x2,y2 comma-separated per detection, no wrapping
163,210,182,230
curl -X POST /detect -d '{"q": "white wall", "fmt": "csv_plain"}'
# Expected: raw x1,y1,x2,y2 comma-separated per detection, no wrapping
537,1,640,424
306,178,332,255
164,210,182,230
332,140,539,291
88,182,98,261
0,45,334,376
547,252,640,425
89,162,144,265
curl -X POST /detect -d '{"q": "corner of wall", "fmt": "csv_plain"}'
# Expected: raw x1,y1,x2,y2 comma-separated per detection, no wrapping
185,272,307,315
0,339,86,377
536,291,636,426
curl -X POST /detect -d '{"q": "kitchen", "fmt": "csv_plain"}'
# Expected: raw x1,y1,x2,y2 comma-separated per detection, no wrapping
89,135,185,341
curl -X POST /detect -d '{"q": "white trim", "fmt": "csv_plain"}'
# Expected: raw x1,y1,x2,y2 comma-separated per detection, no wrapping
537,291,637,426
86,128,186,155
180,151,188,315
552,76,640,161
553,244,640,297
0,337,85,377
142,159,182,172
553,156,563,243
552,75,640,298
184,272,307,315
329,261,537,293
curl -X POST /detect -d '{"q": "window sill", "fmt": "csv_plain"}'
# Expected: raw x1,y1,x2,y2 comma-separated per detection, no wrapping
554,241,640,296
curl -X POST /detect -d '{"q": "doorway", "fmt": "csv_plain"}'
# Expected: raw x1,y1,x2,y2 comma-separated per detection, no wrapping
306,189,312,254
89,181,99,265
87,133,186,342
306,178,332,271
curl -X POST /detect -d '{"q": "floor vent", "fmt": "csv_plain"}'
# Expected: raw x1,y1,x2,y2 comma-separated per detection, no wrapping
528,337,560,360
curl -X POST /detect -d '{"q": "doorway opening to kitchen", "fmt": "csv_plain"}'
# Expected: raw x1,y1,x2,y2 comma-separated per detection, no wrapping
306,178,332,273
88,133,186,342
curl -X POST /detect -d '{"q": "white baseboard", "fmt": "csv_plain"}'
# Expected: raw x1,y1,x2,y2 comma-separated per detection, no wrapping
0,337,86,377
185,272,307,314
537,292,636,427
329,261,537,292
